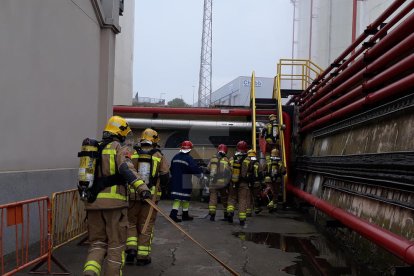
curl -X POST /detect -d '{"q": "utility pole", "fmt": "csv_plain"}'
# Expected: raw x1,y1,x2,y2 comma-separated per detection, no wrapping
197,0,213,107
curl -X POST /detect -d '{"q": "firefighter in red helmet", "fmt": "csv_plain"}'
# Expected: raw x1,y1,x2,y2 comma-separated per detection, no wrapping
169,140,202,222
207,144,231,221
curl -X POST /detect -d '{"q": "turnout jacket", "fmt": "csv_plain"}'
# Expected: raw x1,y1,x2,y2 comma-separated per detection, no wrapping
170,152,202,201
85,140,149,210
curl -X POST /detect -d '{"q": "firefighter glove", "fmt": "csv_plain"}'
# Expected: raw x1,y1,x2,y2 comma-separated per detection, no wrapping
140,190,151,201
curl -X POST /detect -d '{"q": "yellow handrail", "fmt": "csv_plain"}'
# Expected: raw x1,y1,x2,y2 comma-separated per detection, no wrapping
250,71,257,151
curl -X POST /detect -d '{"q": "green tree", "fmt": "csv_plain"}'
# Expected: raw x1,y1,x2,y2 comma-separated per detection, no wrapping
167,98,191,107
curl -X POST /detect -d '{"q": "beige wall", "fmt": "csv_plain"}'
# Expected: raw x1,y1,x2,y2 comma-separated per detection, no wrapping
114,0,134,106
0,0,123,172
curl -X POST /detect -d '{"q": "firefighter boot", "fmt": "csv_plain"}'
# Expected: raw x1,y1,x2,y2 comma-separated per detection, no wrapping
182,211,194,221
254,207,263,214
125,249,137,265
136,256,151,266
169,209,182,223
227,212,234,223
221,212,229,221
239,219,246,226
210,213,215,221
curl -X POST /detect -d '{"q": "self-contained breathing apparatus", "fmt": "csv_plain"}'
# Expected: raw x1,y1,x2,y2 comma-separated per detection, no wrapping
133,146,160,189
77,138,124,203
230,154,247,187
208,153,230,190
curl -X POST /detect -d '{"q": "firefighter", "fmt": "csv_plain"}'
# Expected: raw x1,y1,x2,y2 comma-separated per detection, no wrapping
207,144,231,221
264,148,286,212
169,140,203,222
83,116,150,276
246,150,263,216
261,114,281,149
226,141,250,226
125,128,170,266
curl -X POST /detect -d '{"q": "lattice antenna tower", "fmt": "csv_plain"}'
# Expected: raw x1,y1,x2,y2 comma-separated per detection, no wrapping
197,0,213,107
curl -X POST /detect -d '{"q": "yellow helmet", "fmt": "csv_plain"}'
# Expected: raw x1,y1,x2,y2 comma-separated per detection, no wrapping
271,148,280,157
247,149,256,157
140,128,160,145
269,114,277,121
104,116,131,138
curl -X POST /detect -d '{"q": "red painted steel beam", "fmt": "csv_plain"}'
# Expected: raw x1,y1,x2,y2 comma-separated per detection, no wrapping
287,184,414,265
301,72,414,132
300,4,414,114
302,53,414,126
295,0,406,103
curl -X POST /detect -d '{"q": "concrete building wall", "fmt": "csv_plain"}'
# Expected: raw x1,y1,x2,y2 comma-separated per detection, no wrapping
0,0,122,204
114,0,134,106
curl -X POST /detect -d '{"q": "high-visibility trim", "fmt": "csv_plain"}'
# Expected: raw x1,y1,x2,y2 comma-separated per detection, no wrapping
227,205,235,212
97,188,127,201
246,209,252,213
171,191,191,197
126,237,138,246
152,156,161,177
172,159,189,166
131,153,139,159
84,260,101,275
182,201,190,211
239,213,247,219
133,179,145,189
138,245,150,251
138,251,150,256
172,199,181,209
102,148,117,155
208,205,217,211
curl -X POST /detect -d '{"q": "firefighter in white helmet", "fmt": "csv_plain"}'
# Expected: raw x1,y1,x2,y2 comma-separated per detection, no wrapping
125,128,170,266
82,116,150,276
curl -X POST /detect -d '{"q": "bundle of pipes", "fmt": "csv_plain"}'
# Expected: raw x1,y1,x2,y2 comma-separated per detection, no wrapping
296,1,414,133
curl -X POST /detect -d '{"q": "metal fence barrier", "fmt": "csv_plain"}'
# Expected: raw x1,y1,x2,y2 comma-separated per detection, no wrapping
51,189,87,250
0,197,51,276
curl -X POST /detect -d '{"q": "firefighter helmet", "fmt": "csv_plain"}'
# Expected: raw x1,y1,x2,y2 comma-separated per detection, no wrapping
269,114,277,122
180,140,193,153
140,128,160,145
271,148,281,160
247,149,256,157
217,144,228,154
236,141,248,153
104,116,131,138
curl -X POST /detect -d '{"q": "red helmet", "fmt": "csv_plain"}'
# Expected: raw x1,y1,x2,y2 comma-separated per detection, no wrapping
217,144,228,154
180,140,193,152
236,141,248,153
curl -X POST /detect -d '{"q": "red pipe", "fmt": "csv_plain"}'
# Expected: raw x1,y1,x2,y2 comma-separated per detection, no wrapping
302,53,414,125
295,0,406,102
113,106,279,116
287,184,414,265
301,72,414,132
300,5,414,113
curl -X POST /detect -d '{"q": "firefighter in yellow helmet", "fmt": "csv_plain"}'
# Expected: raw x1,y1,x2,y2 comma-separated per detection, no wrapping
125,128,170,266
261,114,281,148
83,116,150,276
264,148,286,212
245,149,262,218
227,142,260,226
207,144,231,221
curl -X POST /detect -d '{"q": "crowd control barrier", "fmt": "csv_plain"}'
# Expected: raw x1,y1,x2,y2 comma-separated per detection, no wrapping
0,197,51,276
30,189,87,274
51,189,87,250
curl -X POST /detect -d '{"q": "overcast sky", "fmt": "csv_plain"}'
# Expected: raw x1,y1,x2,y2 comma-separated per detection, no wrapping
133,0,293,105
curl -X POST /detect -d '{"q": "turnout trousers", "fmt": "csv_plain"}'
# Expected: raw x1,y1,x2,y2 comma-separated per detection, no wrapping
227,182,249,221
126,200,158,260
83,208,128,276
208,187,228,215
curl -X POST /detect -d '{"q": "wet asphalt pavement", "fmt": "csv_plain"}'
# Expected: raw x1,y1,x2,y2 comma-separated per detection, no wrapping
18,200,372,276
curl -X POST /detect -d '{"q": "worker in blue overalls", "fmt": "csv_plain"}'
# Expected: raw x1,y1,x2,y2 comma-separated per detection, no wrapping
169,140,203,222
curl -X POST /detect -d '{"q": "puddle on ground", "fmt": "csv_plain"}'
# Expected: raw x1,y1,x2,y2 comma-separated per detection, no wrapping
233,232,376,276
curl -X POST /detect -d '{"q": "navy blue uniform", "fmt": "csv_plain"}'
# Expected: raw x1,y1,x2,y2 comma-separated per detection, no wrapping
170,152,202,201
